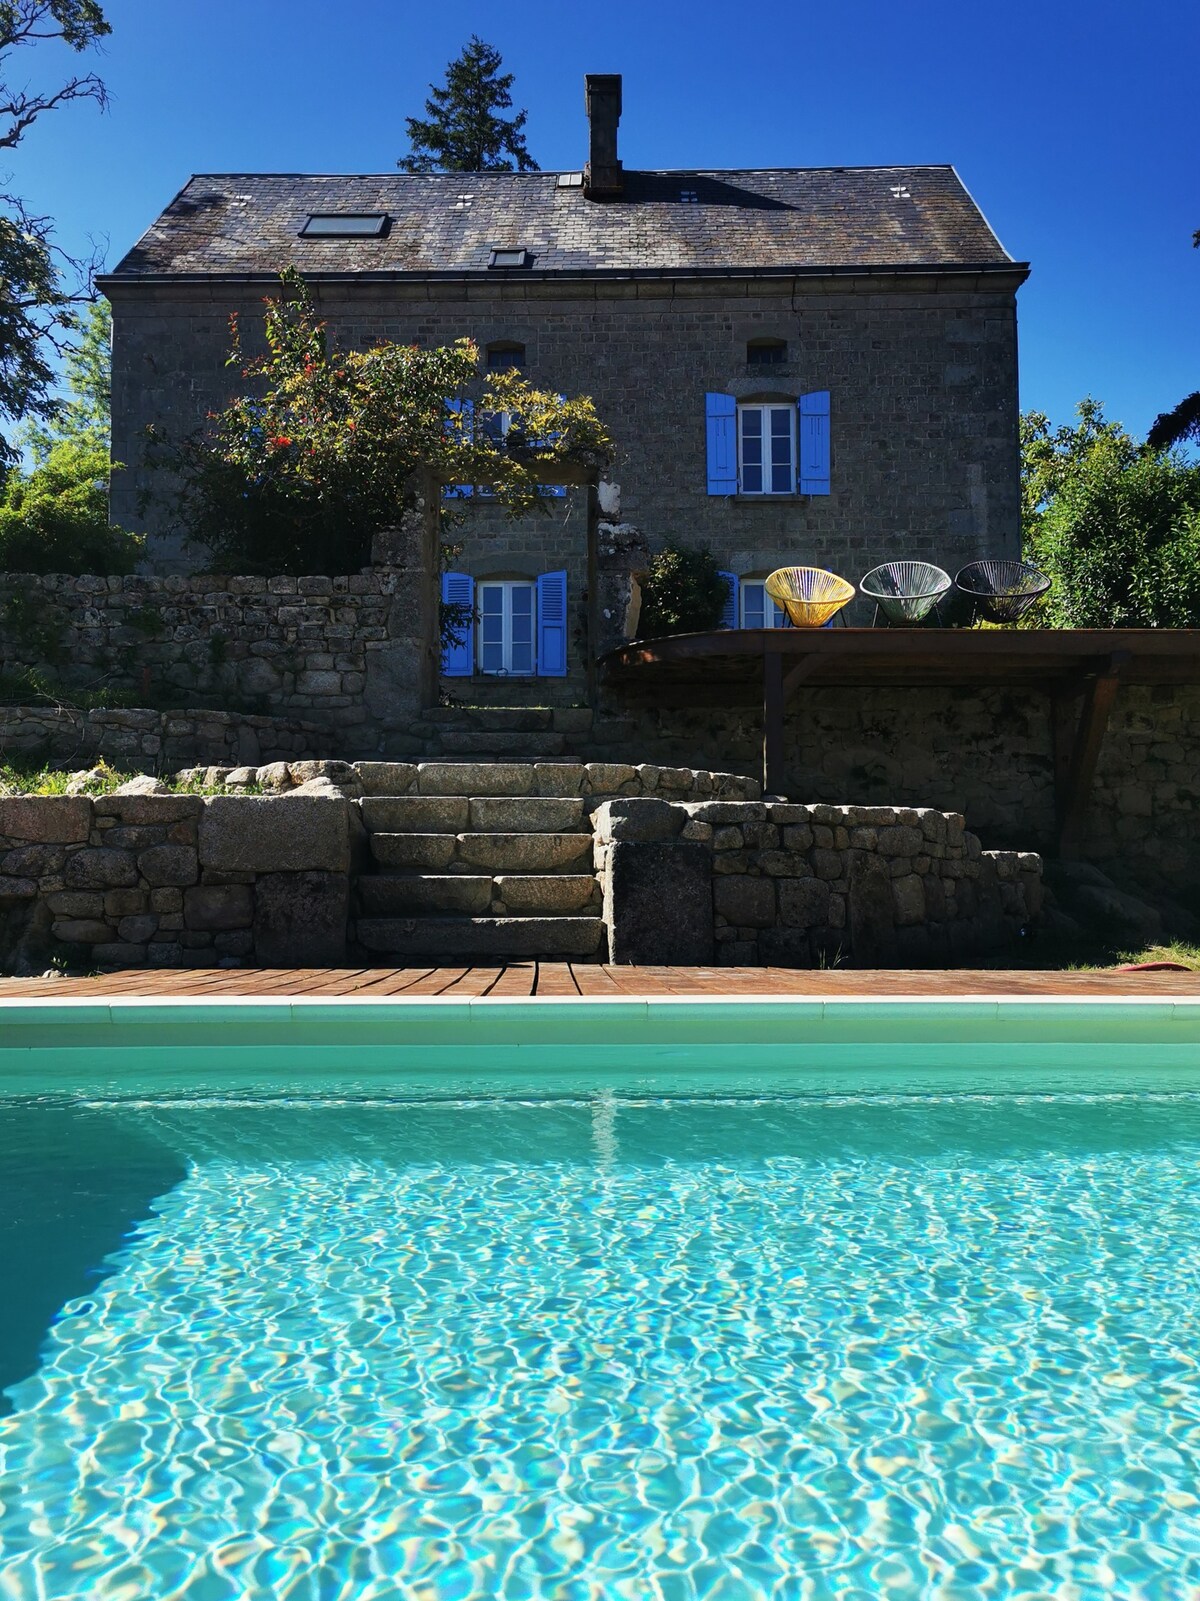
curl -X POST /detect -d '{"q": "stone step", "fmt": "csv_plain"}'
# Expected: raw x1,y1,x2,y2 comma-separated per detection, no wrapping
437,731,566,758
415,762,541,797
362,795,586,835
359,873,600,918
359,875,493,916
356,915,605,960
370,832,594,874
362,796,469,834
496,874,600,914
469,796,587,833
420,706,554,732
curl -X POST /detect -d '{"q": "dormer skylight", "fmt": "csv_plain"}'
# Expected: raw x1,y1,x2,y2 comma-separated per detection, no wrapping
300,213,389,238
489,247,532,269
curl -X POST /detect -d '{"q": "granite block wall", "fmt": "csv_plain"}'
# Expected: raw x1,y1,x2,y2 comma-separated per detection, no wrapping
0,793,352,972
593,797,1041,967
108,274,1023,589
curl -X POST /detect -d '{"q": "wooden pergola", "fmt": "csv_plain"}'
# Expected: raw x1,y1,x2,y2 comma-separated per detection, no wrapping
598,628,1200,856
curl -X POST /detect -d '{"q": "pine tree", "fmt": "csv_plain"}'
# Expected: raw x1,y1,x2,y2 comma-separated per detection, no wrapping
399,37,538,174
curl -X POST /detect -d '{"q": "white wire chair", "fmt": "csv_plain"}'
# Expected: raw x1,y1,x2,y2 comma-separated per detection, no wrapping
859,561,952,626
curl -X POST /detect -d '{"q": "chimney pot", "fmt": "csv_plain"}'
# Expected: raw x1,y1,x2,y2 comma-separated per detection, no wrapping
583,73,623,199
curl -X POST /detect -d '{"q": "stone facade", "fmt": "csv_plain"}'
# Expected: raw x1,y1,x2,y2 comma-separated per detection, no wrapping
107,274,1024,674
594,797,1041,967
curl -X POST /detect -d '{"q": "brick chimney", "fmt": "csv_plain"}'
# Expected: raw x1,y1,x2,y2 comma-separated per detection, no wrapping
583,74,623,199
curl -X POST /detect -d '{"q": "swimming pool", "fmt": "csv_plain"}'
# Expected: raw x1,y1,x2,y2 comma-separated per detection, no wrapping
3,1002,1200,1596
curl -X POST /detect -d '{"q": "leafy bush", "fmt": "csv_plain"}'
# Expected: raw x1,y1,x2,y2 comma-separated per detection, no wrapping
637,544,731,636
0,436,143,574
1022,400,1200,627
147,270,610,575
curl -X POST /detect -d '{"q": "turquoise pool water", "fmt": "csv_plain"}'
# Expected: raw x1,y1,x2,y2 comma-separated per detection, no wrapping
3,1089,1200,1598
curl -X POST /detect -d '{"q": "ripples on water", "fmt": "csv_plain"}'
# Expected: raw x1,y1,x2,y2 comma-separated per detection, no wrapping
2,1092,1200,1598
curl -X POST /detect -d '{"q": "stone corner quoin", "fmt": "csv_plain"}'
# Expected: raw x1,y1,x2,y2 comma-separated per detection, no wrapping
197,794,352,874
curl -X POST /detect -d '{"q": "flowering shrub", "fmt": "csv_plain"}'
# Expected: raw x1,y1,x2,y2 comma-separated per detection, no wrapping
146,269,610,574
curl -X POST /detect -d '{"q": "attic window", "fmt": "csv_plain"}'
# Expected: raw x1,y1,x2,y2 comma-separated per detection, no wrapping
680,188,699,203
300,213,388,238
556,172,583,189
747,337,787,366
489,247,531,269
486,342,526,372
889,184,912,200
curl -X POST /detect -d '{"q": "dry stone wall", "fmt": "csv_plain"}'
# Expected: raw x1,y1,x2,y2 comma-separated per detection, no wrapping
595,685,1200,905
0,571,402,737
0,793,353,972
593,797,1041,967
0,705,322,770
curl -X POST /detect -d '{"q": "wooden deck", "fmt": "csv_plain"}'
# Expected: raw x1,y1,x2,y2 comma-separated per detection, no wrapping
3,965,1200,999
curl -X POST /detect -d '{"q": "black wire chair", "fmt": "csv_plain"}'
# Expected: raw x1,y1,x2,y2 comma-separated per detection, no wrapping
954,559,1051,625
859,561,952,627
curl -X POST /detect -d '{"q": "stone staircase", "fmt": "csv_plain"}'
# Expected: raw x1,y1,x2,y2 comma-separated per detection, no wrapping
379,704,640,763
354,762,605,961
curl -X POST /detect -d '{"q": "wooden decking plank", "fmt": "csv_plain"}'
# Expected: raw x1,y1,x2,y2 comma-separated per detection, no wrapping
489,963,537,997
570,963,625,995
4,965,1200,1000
533,963,581,997
343,967,437,995
398,968,470,995
439,967,503,997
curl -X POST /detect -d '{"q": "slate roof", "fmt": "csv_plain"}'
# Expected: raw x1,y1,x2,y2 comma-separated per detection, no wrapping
104,167,1019,282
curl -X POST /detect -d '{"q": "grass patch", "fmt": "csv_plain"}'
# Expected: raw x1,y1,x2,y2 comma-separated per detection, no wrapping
0,758,261,798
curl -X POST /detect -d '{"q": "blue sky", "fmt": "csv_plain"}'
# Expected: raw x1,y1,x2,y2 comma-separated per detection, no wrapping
11,0,1199,437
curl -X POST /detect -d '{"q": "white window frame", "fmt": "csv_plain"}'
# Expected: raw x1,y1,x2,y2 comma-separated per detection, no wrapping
739,580,789,628
737,402,796,496
477,579,536,676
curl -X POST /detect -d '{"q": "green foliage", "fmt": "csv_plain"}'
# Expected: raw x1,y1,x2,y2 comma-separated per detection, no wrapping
399,36,537,173
0,3,112,459
0,305,142,574
0,434,142,573
1022,399,1200,627
148,271,610,575
0,757,263,797
637,545,732,637
1148,392,1200,452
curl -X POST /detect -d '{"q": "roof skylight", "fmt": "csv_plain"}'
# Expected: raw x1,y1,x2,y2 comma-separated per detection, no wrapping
300,213,389,238
489,247,532,269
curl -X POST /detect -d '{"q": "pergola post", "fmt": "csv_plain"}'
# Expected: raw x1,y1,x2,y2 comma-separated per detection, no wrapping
763,650,785,797
1054,651,1129,857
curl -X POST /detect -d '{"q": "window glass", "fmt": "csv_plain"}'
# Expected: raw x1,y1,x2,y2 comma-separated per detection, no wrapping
737,404,794,495
477,580,536,674
740,408,763,495
740,581,788,628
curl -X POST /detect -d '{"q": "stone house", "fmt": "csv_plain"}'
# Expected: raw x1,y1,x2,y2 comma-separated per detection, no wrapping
100,73,1027,706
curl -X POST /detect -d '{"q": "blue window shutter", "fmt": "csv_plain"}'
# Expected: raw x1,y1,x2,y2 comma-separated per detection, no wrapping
536,570,568,677
706,392,737,495
798,391,830,495
717,571,739,628
440,571,475,677
445,398,474,497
